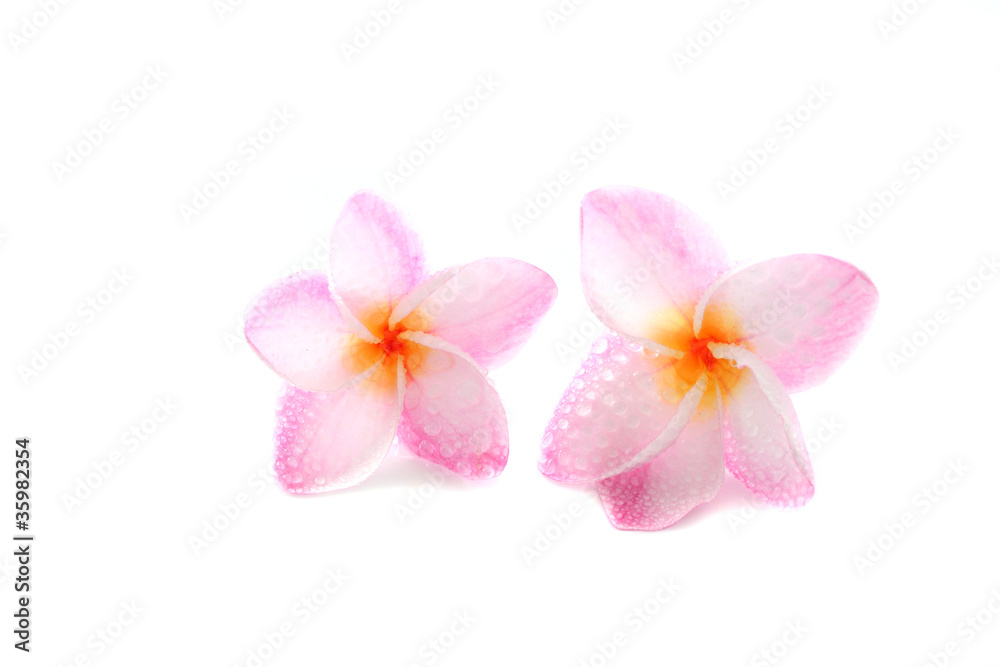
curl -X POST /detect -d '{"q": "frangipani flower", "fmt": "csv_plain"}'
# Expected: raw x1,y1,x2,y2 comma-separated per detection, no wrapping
539,186,878,530
245,191,557,493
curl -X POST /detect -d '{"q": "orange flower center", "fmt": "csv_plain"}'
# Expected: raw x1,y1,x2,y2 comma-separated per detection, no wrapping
651,304,748,409
380,327,405,356
344,306,432,381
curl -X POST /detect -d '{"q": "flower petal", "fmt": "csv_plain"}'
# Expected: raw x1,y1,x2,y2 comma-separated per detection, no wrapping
708,343,814,506
697,254,878,393
607,374,708,476
539,335,698,483
580,186,730,345
244,272,381,392
274,355,404,493
597,394,725,531
329,191,425,334
390,258,557,369
396,331,508,479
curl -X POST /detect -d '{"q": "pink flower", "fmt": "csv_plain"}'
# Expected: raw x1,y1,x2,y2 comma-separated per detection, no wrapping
539,186,878,530
245,191,557,493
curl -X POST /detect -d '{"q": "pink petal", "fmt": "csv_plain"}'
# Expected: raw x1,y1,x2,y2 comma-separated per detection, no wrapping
329,191,425,334
611,374,709,475
390,258,557,369
580,186,730,344
539,335,698,483
274,356,404,493
244,272,381,392
709,343,814,507
597,399,725,531
396,332,508,479
697,254,878,393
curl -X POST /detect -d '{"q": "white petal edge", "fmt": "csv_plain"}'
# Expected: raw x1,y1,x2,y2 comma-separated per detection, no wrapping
396,329,492,378
618,332,686,360
692,265,743,339
330,283,380,344
706,342,813,483
601,373,709,479
387,265,464,329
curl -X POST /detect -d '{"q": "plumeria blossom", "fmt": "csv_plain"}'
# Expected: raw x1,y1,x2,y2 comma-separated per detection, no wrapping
245,191,556,493
539,186,878,530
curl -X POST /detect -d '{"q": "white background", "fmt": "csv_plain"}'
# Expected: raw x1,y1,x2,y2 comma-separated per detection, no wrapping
3,0,1000,665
